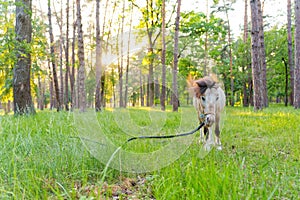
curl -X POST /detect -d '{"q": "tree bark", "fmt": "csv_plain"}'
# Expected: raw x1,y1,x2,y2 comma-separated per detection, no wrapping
119,0,126,108
140,69,144,106
287,0,294,105
242,0,250,107
257,0,268,107
95,0,101,111
37,74,45,110
13,2,33,114
70,0,76,110
222,0,234,106
294,0,300,108
172,0,181,112
250,0,263,110
65,0,70,111
14,0,35,115
124,3,133,108
203,0,209,76
59,1,64,110
160,0,166,111
76,0,86,112
48,0,61,111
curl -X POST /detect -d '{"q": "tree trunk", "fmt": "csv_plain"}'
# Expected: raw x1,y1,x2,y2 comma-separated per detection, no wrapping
160,0,166,111
95,0,101,112
287,0,294,105
203,0,209,76
76,0,86,112
140,69,144,106
47,59,54,109
242,0,250,107
294,0,300,108
148,0,154,107
282,58,289,106
250,0,263,110
257,0,268,107
116,21,122,108
100,0,114,107
124,3,133,108
148,48,154,107
59,1,64,110
119,0,125,108
48,0,61,111
65,0,70,111
13,0,35,115
37,74,45,110
70,0,76,110
172,0,181,112
223,0,234,106
144,0,161,107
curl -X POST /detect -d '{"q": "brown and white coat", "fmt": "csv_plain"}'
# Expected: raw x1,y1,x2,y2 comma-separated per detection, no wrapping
192,76,226,150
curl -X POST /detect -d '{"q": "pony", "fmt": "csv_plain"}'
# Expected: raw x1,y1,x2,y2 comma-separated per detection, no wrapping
191,76,226,150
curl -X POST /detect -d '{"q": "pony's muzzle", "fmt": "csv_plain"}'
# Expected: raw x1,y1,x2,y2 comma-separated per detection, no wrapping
205,114,215,127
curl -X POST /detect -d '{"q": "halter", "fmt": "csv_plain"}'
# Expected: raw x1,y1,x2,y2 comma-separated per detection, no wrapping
197,83,219,125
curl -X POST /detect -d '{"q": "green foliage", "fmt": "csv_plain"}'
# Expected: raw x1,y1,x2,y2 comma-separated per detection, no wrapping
179,11,227,75
135,0,162,30
181,11,227,42
0,1,16,102
264,26,288,98
224,25,290,105
178,57,202,79
0,2,48,103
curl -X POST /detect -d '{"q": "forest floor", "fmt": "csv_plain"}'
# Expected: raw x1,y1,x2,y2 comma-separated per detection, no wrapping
0,105,299,199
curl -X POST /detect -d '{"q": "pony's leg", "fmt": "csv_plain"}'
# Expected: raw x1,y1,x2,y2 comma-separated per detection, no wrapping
199,126,208,144
215,113,222,150
204,127,214,151
199,128,204,143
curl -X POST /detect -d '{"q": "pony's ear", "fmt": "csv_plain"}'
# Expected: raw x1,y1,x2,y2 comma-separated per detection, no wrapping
195,79,208,95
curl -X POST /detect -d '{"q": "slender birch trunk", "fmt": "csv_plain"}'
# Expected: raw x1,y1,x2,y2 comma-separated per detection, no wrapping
242,0,249,107
160,0,166,111
70,0,76,110
119,0,125,108
124,3,133,108
172,0,181,112
95,0,101,111
48,0,61,111
65,0,70,111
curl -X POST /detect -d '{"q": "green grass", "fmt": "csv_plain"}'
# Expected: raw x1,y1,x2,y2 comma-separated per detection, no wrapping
0,105,299,199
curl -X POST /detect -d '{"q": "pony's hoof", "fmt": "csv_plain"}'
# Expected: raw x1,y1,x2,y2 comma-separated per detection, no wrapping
216,145,222,151
204,144,212,151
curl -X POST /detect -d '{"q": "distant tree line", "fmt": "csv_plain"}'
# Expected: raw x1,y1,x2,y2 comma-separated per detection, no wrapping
0,0,300,115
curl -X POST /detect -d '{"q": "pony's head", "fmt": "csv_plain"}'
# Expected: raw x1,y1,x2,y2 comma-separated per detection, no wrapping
193,76,220,127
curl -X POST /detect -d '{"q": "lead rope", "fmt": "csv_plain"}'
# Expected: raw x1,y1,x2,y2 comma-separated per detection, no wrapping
126,122,205,143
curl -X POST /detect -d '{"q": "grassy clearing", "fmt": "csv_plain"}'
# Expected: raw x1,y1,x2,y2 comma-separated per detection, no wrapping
152,106,300,199
0,105,299,199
